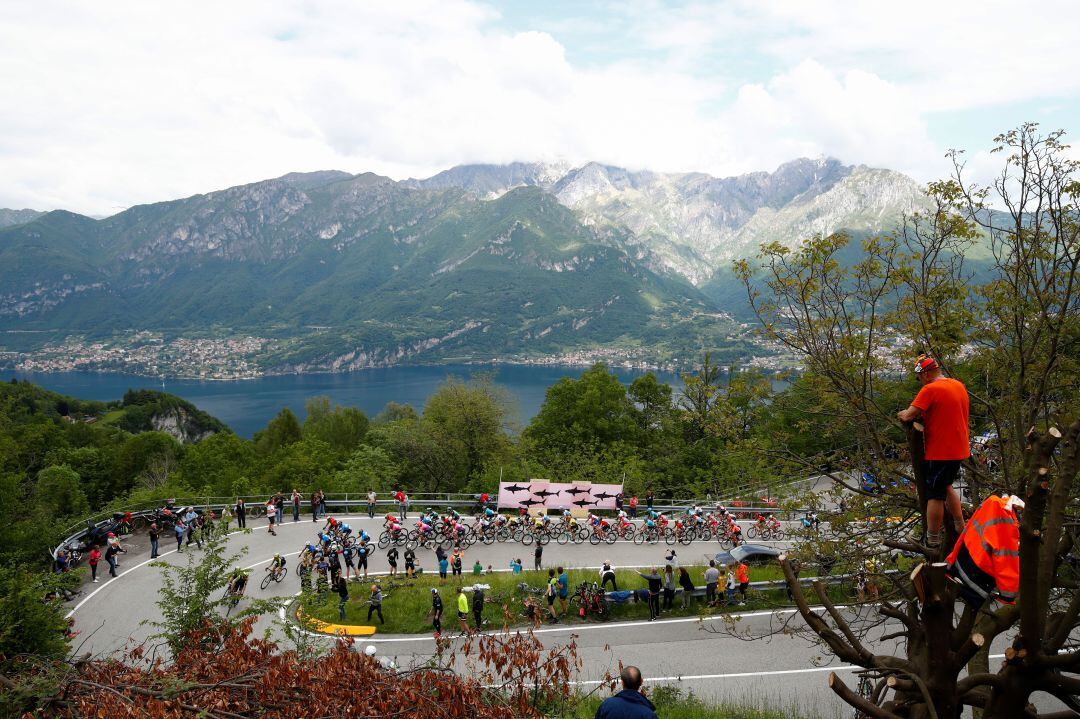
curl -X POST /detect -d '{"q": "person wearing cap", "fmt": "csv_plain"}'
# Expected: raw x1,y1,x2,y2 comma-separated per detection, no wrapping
897,354,970,548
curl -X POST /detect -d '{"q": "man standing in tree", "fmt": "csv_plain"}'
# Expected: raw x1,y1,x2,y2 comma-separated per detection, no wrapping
897,354,970,548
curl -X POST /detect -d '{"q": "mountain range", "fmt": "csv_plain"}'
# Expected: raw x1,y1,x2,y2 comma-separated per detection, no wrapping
0,159,929,375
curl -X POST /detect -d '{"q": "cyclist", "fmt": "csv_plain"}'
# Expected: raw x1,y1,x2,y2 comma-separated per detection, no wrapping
266,553,287,579
358,528,370,544
227,569,248,598
339,522,353,540
483,506,496,520
323,516,339,533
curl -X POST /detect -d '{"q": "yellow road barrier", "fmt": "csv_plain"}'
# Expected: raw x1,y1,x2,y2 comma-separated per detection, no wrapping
296,607,377,636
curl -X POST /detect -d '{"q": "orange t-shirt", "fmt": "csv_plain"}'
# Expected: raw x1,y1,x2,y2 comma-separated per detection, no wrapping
911,377,970,460
736,563,749,583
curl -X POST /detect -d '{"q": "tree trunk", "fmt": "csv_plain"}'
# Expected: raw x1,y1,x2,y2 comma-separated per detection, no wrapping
968,643,990,719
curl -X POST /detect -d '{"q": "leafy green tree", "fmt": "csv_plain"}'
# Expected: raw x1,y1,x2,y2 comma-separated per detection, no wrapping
179,432,257,497
374,401,418,424
628,372,674,433
259,439,338,494
146,535,279,656
327,445,400,494
422,375,514,484
111,432,183,498
35,465,90,519
525,364,639,461
0,571,71,664
253,407,302,455
302,396,369,454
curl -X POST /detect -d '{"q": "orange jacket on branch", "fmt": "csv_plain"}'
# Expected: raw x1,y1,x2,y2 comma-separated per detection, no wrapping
947,495,1021,604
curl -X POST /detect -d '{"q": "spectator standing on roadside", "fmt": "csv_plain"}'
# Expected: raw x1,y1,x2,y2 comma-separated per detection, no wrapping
615,492,623,513
451,548,464,577
546,569,559,623
235,498,246,529
219,505,232,533
678,567,694,608
272,493,283,525
335,574,349,621
534,542,543,571
431,588,443,635
266,499,277,536
725,566,737,605
629,495,638,518
291,489,302,522
638,568,662,620
511,557,523,575
310,492,320,523
896,354,970,549
662,565,676,610
148,523,160,559
367,583,384,624
404,547,416,578
645,488,654,512
394,489,407,520
105,534,125,577
599,561,617,591
594,666,658,719
387,547,398,577
174,520,186,553
558,566,569,615
736,561,750,604
318,489,327,520
457,588,469,632
367,489,377,519
704,560,719,606
88,546,101,583
436,545,449,582
472,586,485,630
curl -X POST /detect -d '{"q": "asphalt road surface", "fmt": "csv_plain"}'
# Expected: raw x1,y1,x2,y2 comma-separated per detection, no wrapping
66,513,1063,718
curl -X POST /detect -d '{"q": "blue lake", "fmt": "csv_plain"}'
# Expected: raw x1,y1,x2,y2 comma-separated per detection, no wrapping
2,365,683,437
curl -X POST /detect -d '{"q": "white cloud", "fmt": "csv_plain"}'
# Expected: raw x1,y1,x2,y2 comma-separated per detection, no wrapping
0,1,1075,215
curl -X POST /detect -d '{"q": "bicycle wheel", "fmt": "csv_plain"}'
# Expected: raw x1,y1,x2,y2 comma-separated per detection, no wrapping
679,530,694,546
604,531,616,545
377,533,391,549
716,535,732,549
589,532,601,545
521,532,534,546
665,531,677,546
260,573,273,591
131,515,147,531
556,531,571,545
622,525,636,541
633,531,647,546
773,529,786,541
538,532,550,546
746,526,759,540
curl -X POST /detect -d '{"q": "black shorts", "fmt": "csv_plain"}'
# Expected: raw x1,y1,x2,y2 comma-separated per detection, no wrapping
458,611,468,620
546,594,555,606
926,459,961,500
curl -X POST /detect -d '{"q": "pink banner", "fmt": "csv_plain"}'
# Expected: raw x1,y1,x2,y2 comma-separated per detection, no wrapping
497,482,623,511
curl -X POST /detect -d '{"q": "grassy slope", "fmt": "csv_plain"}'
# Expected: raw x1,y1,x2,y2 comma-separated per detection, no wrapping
298,564,811,635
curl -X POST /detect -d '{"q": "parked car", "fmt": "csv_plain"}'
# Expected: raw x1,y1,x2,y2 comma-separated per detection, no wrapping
714,543,783,567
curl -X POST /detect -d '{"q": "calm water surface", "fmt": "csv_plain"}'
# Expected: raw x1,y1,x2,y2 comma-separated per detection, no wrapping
3,365,683,437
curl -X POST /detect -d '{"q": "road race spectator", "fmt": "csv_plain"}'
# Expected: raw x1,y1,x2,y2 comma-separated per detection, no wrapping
404,547,416,578
88,546,101,583
274,493,284,524
737,561,750,603
430,588,443,635
335,574,349,621
451,548,464,577
534,542,543,570
511,558,523,575
457,589,469,632
645,489,654,512
472,587,485,630
678,567,694,608
266,499,277,536
387,547,398,577
148,523,160,559
105,534,125,577
558,567,569,614
897,354,970,548
473,560,483,576
662,565,675,609
291,489,302,522
599,561,617,591
704,561,719,606
367,583,384,624
219,505,232,533
310,492,320,523
174,520,186,552
367,489,377,519
235,498,246,529
629,495,639,518
394,489,407,520
638,568,661,620
546,569,559,623
725,566,737,605
594,666,658,719
318,489,327,519
437,546,449,582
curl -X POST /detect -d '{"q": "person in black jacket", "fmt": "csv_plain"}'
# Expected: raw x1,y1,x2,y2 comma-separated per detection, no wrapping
638,568,662,621
335,574,349,621
472,587,485,630
594,666,657,719
678,567,695,608
430,588,443,635
235,498,246,529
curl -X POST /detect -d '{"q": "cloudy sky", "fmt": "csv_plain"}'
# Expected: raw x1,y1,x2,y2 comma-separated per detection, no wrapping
2,0,1078,215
